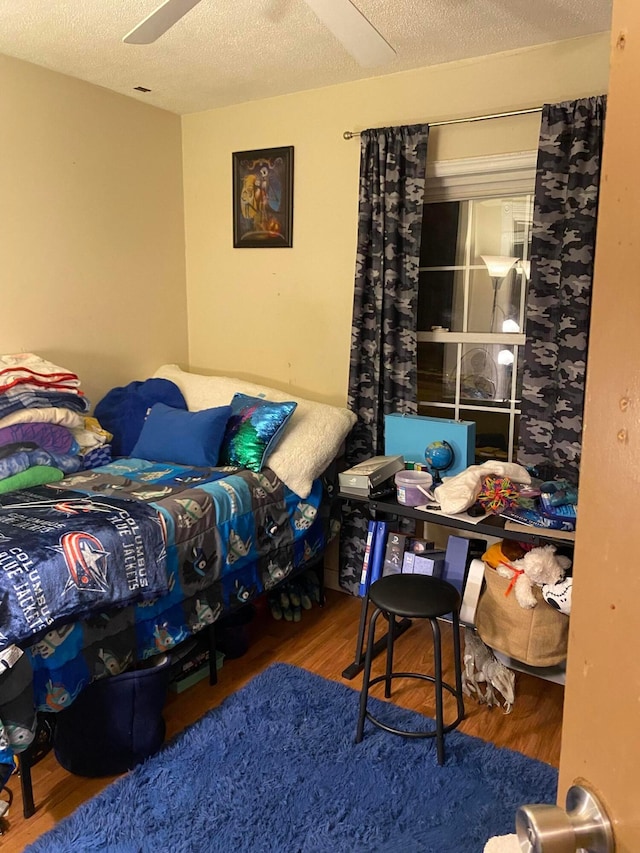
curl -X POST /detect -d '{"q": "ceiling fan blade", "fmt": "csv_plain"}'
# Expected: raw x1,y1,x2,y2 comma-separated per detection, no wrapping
303,0,396,67
123,0,203,44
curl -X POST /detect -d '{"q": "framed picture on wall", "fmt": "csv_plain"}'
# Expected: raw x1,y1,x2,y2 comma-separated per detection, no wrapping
232,146,294,248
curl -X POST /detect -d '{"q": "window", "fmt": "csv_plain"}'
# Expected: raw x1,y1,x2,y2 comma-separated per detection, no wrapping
417,152,536,463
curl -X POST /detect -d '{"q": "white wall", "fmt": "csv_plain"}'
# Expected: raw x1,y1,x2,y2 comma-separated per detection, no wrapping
0,54,189,406
181,34,611,408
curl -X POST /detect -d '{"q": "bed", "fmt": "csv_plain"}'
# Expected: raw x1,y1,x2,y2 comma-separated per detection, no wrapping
0,365,356,812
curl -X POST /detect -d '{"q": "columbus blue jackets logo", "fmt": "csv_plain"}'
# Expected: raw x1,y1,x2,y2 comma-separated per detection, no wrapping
57,532,110,594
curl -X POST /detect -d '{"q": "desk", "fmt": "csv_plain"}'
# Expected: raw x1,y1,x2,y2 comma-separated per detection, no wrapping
340,492,575,680
359,495,575,546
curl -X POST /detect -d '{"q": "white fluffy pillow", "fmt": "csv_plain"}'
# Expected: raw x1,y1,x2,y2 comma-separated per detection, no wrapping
154,365,356,498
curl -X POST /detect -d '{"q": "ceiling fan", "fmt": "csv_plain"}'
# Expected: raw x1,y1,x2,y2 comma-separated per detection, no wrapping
123,0,396,68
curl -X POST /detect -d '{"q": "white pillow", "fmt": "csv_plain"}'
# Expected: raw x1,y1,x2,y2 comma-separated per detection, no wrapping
153,365,356,498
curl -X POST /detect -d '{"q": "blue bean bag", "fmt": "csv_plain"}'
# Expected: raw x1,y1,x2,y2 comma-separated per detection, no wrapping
94,378,187,458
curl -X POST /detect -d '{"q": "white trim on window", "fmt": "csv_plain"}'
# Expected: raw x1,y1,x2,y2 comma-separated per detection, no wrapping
419,331,526,346
425,151,537,203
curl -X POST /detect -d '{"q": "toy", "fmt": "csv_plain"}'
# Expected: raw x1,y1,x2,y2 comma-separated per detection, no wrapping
496,544,571,609
542,577,573,615
476,474,520,514
424,440,454,484
434,460,531,515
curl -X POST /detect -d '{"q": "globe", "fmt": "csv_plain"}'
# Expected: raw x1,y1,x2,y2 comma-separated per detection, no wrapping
424,440,455,480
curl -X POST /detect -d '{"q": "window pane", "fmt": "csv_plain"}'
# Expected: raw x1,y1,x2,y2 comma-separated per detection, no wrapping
417,341,457,404
418,269,465,332
418,342,515,407
471,196,532,262
419,201,465,267
467,267,520,333
456,343,515,404
460,409,512,463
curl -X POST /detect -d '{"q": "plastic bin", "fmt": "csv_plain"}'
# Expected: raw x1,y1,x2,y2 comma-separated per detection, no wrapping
53,655,171,777
395,470,433,506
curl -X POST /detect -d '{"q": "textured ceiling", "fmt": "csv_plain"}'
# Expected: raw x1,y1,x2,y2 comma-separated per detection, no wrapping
0,0,612,115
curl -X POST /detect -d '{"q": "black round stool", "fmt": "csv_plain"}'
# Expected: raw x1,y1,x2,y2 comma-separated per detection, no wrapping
355,573,465,765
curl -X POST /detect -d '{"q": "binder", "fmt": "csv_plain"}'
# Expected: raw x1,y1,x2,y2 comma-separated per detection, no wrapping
442,535,487,595
358,520,377,597
368,521,389,587
442,536,471,595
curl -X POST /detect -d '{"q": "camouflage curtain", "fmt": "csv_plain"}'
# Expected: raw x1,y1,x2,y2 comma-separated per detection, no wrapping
339,124,429,594
517,95,607,486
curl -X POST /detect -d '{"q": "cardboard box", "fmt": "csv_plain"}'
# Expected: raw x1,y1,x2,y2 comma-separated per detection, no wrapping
384,413,475,477
412,550,446,578
339,455,404,492
402,552,416,573
383,531,407,576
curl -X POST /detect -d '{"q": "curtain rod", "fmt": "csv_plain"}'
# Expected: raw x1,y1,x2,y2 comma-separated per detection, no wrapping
342,106,542,139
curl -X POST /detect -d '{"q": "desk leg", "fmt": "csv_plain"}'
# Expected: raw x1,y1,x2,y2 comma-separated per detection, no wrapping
342,592,411,680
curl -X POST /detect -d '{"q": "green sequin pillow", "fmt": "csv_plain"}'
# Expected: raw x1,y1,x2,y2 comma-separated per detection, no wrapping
219,393,297,472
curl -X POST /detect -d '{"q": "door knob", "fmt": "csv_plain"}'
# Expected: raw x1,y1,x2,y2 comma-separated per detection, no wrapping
516,784,614,853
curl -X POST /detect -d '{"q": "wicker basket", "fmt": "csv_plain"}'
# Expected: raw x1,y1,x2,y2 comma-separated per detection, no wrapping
475,563,569,667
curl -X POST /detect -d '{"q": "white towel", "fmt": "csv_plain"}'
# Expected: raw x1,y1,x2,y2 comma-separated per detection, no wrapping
483,834,520,852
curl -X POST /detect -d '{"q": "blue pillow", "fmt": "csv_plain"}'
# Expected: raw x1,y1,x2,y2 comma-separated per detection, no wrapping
219,393,297,472
130,403,232,467
94,378,187,457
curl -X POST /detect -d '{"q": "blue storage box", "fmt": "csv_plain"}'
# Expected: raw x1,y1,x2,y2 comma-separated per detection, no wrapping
384,413,475,477
53,655,171,777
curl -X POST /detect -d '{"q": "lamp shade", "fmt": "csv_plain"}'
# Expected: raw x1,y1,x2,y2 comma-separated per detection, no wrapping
480,255,519,278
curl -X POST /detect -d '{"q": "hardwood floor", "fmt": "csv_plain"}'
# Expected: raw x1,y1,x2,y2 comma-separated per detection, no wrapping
6,589,564,850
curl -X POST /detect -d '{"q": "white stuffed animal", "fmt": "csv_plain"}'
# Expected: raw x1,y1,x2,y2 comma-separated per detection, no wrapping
542,577,573,615
496,544,571,609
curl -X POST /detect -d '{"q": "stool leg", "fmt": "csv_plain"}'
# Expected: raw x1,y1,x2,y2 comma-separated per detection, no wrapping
384,612,395,699
452,610,466,722
355,607,381,743
430,617,445,765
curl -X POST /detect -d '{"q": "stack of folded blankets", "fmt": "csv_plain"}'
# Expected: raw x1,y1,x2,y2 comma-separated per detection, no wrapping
0,353,112,495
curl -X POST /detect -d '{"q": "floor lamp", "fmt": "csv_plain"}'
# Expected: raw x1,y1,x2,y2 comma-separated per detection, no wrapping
480,255,519,332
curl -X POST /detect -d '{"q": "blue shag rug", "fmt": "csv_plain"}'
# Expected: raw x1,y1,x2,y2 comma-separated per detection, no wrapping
27,664,557,852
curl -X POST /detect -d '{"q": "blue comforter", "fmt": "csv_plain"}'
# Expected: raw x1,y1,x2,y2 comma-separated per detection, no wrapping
0,488,167,651
0,458,327,782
